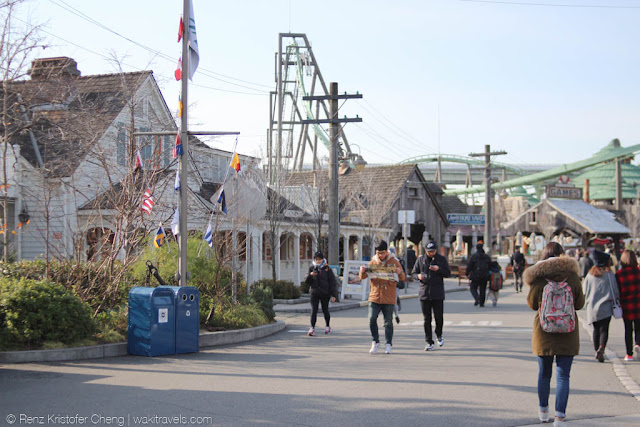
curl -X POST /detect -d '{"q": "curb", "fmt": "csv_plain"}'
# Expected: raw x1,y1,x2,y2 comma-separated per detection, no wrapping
579,316,640,402
0,320,286,364
273,297,310,305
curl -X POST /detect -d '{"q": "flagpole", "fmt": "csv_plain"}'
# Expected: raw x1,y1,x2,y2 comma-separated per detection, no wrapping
179,0,190,286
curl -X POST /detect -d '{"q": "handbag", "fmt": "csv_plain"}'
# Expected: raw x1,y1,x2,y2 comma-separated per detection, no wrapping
606,272,623,319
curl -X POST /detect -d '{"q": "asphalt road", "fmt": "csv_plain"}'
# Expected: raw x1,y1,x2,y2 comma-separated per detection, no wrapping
2,285,640,426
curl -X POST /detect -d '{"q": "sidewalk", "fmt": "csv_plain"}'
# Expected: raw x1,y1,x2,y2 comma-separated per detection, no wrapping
273,278,468,314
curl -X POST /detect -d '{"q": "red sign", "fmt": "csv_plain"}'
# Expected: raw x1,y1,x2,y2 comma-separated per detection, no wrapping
52,232,62,239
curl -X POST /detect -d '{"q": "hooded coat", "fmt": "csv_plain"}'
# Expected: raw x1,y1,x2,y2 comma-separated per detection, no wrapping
360,253,405,305
523,255,585,356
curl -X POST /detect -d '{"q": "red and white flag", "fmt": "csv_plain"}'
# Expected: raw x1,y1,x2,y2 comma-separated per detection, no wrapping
134,150,143,170
177,16,184,42
175,57,182,81
141,189,154,214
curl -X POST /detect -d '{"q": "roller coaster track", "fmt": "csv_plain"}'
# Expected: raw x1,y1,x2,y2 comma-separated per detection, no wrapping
399,154,526,176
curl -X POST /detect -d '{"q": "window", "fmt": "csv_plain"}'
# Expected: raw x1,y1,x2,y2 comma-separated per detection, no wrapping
300,234,313,260
530,211,538,224
163,135,172,167
137,127,153,168
116,123,126,166
408,187,419,198
263,232,272,261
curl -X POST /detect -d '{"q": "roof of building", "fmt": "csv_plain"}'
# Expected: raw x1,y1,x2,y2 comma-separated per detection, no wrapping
547,199,631,234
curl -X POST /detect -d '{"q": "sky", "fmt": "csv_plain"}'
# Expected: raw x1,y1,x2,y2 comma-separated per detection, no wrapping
14,0,640,168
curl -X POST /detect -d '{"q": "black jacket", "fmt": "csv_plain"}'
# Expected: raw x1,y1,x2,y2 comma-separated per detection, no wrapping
305,264,338,298
466,250,492,282
510,252,525,271
411,253,451,301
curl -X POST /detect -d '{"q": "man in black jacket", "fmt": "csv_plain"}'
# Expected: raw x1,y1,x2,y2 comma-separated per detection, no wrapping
510,246,526,292
466,244,492,307
411,241,451,351
304,251,338,336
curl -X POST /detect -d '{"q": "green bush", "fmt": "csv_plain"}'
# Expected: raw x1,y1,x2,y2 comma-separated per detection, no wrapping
0,278,96,346
251,285,275,321
254,279,301,300
300,280,310,294
95,305,128,343
212,302,268,329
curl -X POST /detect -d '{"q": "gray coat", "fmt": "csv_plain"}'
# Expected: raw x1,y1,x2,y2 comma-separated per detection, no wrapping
583,271,620,325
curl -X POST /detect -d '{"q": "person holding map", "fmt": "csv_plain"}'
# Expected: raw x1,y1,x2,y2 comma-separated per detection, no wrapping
359,240,405,354
411,241,451,351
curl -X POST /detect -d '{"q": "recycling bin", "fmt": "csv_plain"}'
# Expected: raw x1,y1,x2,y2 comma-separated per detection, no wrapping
128,287,176,356
164,286,200,354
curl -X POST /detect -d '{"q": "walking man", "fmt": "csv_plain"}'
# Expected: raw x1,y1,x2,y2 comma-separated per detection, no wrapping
466,243,492,307
510,246,526,292
411,241,451,351
359,240,405,354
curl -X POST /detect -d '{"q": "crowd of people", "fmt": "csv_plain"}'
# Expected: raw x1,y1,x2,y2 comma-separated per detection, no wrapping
301,239,640,427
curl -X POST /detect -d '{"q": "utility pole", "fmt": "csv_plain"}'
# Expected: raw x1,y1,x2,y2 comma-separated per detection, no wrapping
300,84,362,267
469,145,506,257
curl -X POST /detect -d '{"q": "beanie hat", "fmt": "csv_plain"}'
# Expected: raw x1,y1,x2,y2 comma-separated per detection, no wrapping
314,251,324,259
375,240,388,252
476,243,484,252
594,250,610,267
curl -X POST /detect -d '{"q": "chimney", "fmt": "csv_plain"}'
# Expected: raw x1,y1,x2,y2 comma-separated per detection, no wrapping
28,57,81,81
584,179,590,203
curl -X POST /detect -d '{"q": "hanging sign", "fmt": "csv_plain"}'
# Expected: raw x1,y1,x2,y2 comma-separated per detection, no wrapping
546,185,582,200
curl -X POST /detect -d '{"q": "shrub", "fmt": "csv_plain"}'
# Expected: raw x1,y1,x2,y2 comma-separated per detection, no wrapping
0,278,96,346
300,280,310,294
212,302,268,329
253,279,301,300
251,285,275,321
95,305,128,343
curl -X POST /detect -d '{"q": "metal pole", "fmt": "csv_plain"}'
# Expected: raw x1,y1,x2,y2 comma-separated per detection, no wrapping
328,82,339,267
275,34,284,184
615,158,622,211
484,144,492,257
403,221,408,294
178,0,189,286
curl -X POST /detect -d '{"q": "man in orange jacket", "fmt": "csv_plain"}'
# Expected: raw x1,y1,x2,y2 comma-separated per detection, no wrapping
359,240,405,354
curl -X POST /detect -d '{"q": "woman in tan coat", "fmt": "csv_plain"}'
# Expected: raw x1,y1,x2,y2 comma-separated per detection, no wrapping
524,242,585,427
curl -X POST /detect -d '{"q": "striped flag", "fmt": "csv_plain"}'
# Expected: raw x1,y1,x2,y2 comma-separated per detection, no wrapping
141,189,154,214
175,57,182,81
154,224,165,248
204,223,213,248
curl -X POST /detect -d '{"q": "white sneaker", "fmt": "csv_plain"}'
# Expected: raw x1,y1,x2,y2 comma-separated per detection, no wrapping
325,326,332,334
425,343,435,351
369,341,379,354
437,337,444,347
538,408,549,422
307,327,315,336
385,344,392,354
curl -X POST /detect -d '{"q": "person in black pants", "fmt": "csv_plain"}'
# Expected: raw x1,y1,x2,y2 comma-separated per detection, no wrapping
304,251,338,336
411,241,451,351
466,244,492,307
510,246,526,292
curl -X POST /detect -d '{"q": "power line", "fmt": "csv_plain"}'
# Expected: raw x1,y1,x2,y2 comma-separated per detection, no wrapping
46,0,272,93
460,0,640,8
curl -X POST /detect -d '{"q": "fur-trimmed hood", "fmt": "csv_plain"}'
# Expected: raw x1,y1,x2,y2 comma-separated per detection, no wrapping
523,255,580,286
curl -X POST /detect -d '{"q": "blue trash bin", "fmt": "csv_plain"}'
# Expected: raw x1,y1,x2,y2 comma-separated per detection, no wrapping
163,286,200,354
128,287,176,356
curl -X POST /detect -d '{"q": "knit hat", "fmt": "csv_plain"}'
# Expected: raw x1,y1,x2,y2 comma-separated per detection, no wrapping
314,251,324,259
594,250,610,267
476,243,484,252
375,240,388,252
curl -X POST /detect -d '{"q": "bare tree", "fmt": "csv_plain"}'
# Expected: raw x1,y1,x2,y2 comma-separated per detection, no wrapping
0,0,45,261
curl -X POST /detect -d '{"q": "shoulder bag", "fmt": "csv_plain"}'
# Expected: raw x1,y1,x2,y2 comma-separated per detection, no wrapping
606,272,623,319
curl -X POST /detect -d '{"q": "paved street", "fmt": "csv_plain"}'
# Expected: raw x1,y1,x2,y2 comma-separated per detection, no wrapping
2,282,640,426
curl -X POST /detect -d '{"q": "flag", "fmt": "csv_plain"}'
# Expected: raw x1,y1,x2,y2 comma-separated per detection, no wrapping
174,168,181,191
154,224,165,248
177,95,183,118
173,134,183,158
230,152,241,175
141,189,154,214
216,186,227,215
177,16,184,42
175,57,182,81
171,208,180,236
204,223,213,248
134,150,143,170
187,0,199,80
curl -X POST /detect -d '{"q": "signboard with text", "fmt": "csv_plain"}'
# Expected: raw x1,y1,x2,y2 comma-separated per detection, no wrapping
546,185,583,200
446,213,485,225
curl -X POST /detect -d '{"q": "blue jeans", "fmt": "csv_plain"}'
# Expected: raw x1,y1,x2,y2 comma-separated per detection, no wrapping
369,302,394,345
537,355,573,418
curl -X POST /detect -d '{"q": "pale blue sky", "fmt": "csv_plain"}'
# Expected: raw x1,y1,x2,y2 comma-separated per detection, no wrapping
20,0,640,166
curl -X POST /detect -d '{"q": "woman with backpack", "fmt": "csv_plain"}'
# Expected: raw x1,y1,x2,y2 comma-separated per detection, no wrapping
615,250,640,361
523,242,585,427
583,250,620,362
